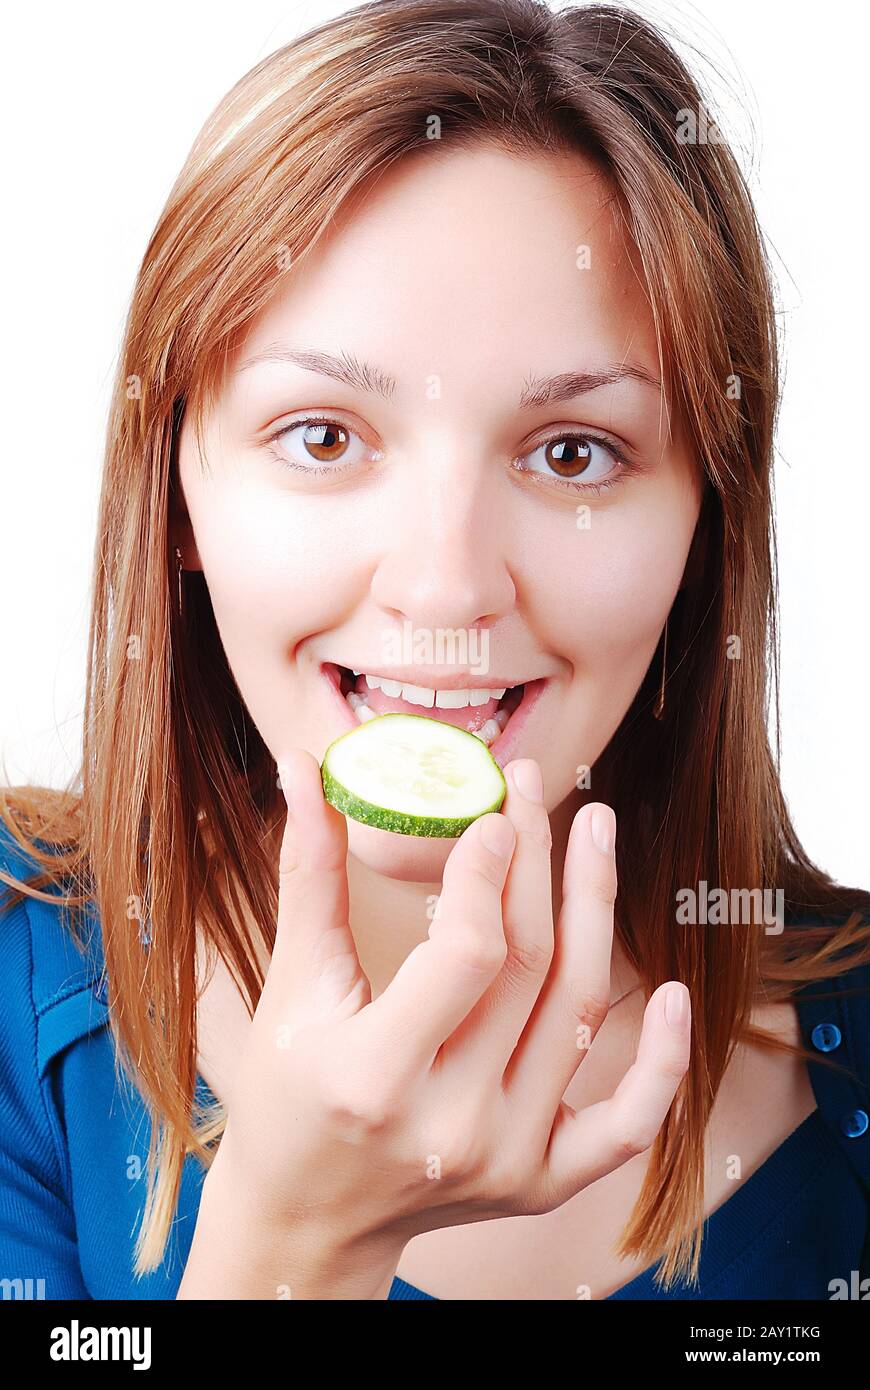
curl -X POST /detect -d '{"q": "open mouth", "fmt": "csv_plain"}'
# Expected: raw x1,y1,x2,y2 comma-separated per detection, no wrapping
320,662,546,762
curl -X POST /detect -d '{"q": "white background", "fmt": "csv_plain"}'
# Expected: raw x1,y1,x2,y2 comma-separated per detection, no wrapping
1,0,867,885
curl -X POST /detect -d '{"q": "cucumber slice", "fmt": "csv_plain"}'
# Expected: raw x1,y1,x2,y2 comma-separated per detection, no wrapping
321,712,506,837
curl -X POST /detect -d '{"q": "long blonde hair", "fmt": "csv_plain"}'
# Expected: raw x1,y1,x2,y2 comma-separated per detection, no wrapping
2,0,869,1287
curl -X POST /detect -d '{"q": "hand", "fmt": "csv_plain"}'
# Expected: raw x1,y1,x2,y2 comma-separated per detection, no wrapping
214,749,691,1254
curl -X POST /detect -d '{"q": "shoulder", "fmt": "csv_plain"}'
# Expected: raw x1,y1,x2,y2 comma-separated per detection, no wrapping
0,815,109,1084
788,907,870,1044
0,816,115,1297
786,908,870,1189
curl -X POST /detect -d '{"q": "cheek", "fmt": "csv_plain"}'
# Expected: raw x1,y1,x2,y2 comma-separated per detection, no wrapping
184,481,366,644
525,488,697,668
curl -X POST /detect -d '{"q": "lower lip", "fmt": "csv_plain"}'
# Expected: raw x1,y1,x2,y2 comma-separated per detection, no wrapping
319,663,548,768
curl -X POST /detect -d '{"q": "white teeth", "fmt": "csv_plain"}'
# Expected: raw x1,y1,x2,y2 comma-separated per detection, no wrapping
401,682,435,708
355,681,505,711
350,670,510,710
344,684,517,739
471,717,502,746
435,688,470,709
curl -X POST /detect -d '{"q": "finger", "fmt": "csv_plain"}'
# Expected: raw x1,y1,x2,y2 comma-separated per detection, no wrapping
271,748,369,1013
503,803,616,1119
435,760,554,1081
540,982,691,1207
359,811,516,1067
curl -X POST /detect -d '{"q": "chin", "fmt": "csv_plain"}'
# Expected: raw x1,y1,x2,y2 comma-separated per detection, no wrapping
346,816,456,883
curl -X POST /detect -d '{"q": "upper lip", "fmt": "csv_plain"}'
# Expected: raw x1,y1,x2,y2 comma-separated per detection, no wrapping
323,661,537,690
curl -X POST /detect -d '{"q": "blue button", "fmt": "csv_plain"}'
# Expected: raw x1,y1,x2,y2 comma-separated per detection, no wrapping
811,1022,842,1052
840,1109,869,1139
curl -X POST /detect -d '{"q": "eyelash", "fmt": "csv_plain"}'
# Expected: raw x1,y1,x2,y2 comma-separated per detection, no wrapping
262,416,368,477
263,415,635,494
514,428,634,496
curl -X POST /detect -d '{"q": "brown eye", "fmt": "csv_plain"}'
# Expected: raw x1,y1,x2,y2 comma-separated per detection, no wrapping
516,431,625,491
266,416,374,476
303,421,350,462
544,436,593,477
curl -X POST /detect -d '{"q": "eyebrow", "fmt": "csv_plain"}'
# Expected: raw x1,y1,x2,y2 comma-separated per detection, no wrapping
518,363,662,409
235,344,662,407
237,346,396,400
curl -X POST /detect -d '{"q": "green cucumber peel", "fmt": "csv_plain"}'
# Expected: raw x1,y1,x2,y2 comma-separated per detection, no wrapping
320,711,507,837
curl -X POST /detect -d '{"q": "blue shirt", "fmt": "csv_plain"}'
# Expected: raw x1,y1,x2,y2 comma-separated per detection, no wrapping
1,818,868,1300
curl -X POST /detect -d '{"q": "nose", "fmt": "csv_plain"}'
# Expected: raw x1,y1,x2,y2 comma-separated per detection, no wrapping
369,450,516,632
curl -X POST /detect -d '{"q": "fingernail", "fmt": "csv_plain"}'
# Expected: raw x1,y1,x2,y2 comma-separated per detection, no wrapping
277,761,292,810
480,813,515,857
510,760,543,803
665,985,690,1030
590,805,615,855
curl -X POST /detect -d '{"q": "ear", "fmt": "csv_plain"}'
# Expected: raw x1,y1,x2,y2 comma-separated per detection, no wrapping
168,505,203,573
168,405,204,573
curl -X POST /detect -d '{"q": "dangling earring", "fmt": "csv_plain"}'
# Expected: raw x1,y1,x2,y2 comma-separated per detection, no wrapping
175,546,184,618
653,616,668,720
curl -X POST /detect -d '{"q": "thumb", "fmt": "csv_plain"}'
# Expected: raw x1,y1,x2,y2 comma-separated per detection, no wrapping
271,748,369,1015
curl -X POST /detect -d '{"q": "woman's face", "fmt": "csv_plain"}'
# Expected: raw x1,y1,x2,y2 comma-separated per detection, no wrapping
176,141,702,880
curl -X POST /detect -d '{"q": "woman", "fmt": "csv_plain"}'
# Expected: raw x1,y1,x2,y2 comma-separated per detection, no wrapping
1,0,868,1301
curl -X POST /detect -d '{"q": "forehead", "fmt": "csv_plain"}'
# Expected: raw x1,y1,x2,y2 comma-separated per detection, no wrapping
228,141,661,408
